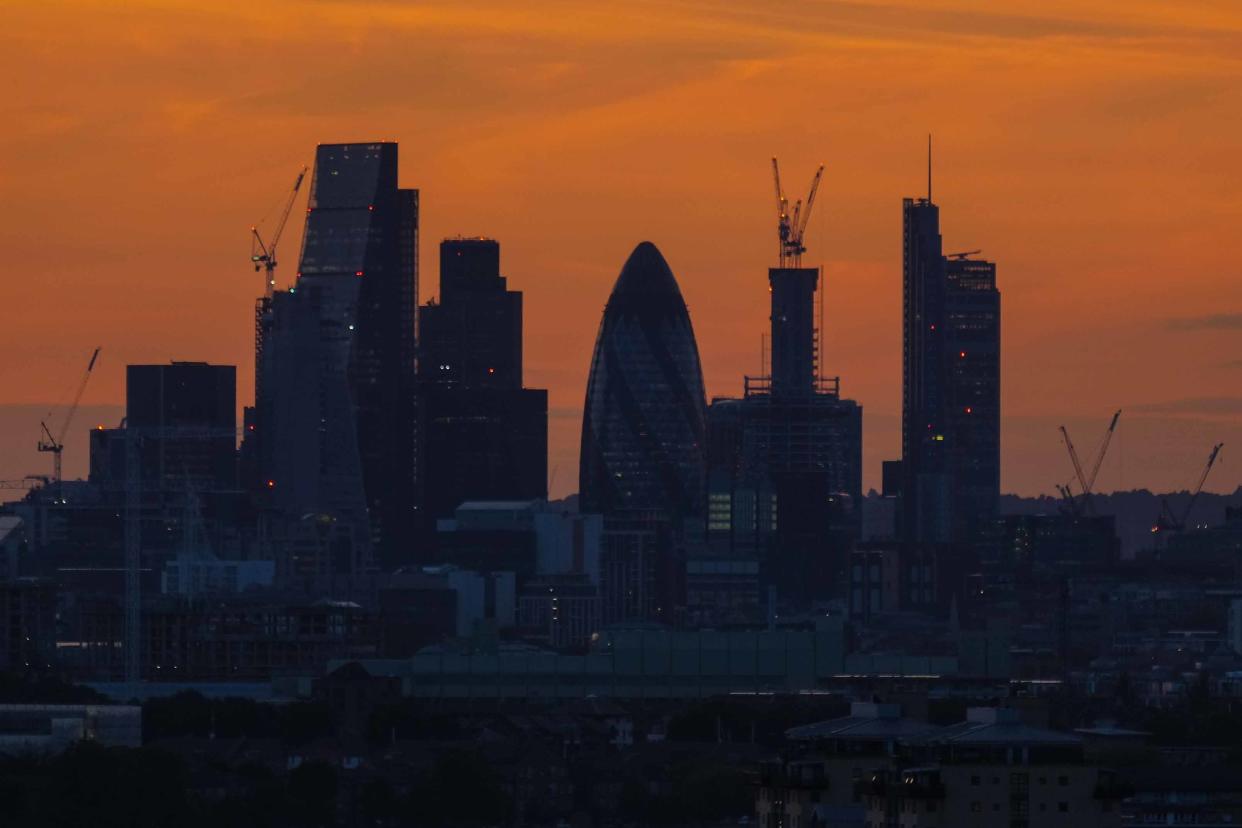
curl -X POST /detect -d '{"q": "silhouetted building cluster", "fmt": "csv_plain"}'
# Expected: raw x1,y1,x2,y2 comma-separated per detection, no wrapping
0,142,1028,684
11,138,1242,827
17,139,1242,755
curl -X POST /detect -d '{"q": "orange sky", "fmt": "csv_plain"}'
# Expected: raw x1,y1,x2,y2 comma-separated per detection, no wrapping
2,0,1240,497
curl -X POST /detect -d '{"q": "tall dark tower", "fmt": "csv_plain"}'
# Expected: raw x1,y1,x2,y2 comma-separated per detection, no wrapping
256,142,419,574
126,362,237,491
579,242,707,518
945,256,1001,539
419,238,523,389
900,142,1001,546
769,268,819,397
901,190,948,543
701,160,861,614
417,238,547,534
580,242,707,626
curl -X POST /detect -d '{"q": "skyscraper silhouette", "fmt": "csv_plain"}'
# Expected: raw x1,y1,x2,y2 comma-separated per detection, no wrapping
704,261,862,612
579,242,707,518
254,142,418,573
900,161,1000,546
417,237,547,533
901,192,949,542
944,255,1001,539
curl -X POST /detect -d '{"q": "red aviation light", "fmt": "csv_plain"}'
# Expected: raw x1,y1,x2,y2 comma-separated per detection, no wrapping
355,271,364,277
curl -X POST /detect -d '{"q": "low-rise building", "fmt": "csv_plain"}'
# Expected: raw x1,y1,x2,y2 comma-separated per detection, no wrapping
757,705,1125,828
0,704,141,754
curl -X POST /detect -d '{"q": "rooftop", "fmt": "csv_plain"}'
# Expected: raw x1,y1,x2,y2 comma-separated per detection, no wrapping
786,702,941,742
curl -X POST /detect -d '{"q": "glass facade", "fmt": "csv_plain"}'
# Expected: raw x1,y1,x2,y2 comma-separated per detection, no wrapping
579,242,707,518
945,257,1001,540
901,196,1001,545
255,143,418,573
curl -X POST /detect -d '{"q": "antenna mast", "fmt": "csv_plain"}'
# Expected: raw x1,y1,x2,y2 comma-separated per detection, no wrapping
927,134,932,202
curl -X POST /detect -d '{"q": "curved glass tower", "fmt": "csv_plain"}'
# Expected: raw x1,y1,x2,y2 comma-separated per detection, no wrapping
579,242,707,517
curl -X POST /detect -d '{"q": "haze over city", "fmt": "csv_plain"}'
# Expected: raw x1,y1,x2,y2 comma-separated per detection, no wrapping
3,0,1240,497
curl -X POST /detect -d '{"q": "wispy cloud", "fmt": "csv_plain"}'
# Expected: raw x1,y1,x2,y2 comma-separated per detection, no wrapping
1168,312,1242,331
1131,397,1242,416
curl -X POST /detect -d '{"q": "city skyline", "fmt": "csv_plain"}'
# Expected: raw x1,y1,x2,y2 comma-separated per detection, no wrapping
3,1,1241,499
4,8,1242,826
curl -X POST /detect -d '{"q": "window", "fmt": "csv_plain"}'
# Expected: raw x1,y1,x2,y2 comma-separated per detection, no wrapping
971,802,982,812
1058,776,1069,786
1058,802,1069,813
971,775,981,786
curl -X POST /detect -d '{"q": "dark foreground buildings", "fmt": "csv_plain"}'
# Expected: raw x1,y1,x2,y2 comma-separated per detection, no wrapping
251,142,419,574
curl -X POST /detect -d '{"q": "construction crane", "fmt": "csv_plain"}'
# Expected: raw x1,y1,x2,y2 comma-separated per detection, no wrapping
250,165,308,298
1057,409,1121,518
771,158,825,268
37,347,101,485
1153,443,1224,536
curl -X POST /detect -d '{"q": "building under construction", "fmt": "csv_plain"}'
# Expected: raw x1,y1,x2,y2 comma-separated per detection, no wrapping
702,160,863,613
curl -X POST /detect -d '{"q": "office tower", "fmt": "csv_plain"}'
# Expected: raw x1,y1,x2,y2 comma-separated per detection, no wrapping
579,242,706,626
90,361,237,492
256,142,418,572
901,190,950,542
417,238,547,530
579,241,707,517
900,170,1001,546
419,238,522,388
944,255,1001,538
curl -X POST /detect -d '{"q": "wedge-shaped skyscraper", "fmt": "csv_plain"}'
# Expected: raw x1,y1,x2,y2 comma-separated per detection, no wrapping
254,142,418,577
579,242,707,518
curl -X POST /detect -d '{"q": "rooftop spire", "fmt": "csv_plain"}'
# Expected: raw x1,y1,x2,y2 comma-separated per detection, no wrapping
927,133,932,202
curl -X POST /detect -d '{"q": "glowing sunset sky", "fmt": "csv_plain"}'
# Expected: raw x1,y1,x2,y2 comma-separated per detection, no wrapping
2,0,1240,496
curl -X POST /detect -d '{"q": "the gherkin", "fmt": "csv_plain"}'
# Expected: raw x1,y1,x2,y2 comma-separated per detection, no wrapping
579,242,706,517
